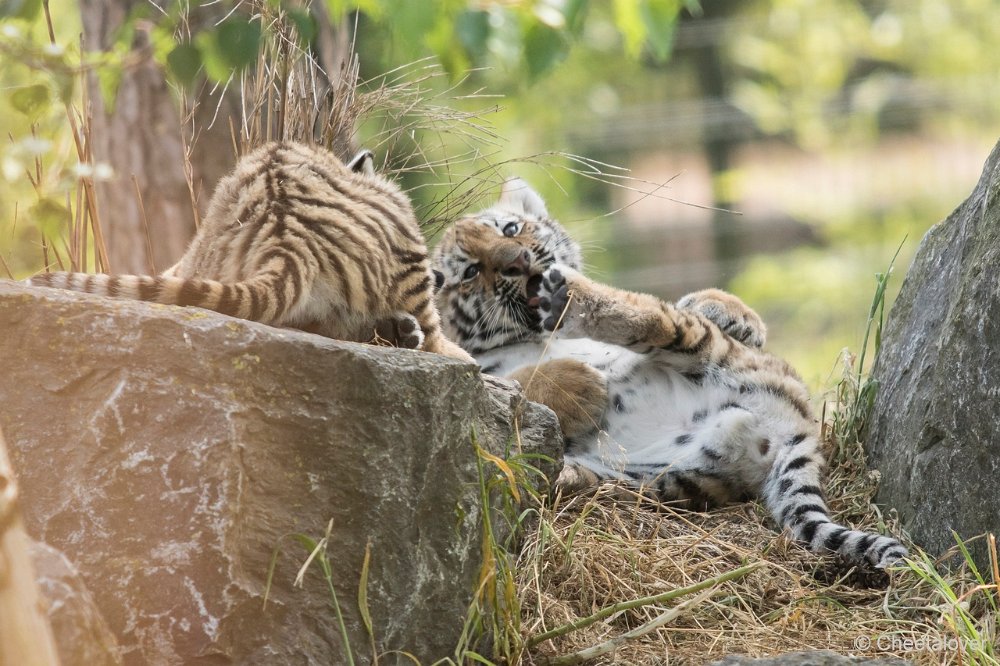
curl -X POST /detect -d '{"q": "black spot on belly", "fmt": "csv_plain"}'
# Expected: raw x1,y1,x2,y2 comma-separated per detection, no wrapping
612,394,626,413
692,409,708,423
682,371,704,385
675,433,693,445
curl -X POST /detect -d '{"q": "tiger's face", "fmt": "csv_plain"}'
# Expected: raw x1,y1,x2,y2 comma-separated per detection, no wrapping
432,179,582,354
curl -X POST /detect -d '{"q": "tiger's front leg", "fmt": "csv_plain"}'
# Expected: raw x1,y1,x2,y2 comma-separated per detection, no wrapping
527,265,731,363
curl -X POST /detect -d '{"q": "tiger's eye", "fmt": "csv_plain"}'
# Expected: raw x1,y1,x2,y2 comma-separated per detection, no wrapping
502,222,520,237
463,264,480,281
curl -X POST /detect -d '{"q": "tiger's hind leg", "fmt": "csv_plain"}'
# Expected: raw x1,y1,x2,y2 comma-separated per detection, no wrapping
507,359,608,439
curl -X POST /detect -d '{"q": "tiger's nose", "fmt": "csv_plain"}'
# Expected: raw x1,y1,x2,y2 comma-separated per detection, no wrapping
500,249,532,277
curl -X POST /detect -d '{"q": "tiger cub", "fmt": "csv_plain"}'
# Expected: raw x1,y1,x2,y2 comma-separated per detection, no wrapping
432,178,907,568
28,141,471,362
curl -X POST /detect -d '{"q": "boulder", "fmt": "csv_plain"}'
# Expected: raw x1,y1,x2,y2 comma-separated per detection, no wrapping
0,280,561,665
30,540,124,666
866,140,1000,565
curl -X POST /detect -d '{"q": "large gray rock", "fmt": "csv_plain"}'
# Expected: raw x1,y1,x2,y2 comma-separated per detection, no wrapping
0,280,561,665
30,540,124,666
866,140,1000,565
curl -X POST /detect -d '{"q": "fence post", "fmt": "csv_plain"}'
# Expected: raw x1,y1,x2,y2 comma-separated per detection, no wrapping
0,427,61,666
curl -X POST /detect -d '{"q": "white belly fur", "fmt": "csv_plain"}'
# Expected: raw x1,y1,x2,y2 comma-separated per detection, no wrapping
477,337,742,472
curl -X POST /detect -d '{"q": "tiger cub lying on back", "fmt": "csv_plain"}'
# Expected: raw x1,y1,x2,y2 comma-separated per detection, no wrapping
28,141,471,362
432,178,906,568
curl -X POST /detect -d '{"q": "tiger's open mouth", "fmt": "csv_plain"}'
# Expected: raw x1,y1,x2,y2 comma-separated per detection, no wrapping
525,273,544,308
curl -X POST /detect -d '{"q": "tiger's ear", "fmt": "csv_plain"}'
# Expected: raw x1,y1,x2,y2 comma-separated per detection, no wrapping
348,149,375,176
498,178,548,218
433,269,445,292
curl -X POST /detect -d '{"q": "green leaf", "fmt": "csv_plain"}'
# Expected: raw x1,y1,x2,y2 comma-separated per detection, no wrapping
167,42,202,88
563,0,591,35
426,14,469,80
641,0,679,62
96,62,124,110
10,84,50,118
613,0,647,58
287,8,317,46
30,197,70,240
387,0,439,62
523,20,569,81
327,0,382,20
215,19,261,70
0,0,40,20
358,541,374,640
455,9,490,60
196,18,261,82
292,533,319,553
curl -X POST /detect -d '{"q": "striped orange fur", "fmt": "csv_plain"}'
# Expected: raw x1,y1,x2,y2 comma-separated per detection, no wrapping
29,141,471,362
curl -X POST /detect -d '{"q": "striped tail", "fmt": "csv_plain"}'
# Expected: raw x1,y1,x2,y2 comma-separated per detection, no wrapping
27,269,307,327
763,434,907,569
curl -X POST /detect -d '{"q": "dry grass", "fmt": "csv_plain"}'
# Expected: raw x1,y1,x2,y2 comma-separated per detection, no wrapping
509,428,997,666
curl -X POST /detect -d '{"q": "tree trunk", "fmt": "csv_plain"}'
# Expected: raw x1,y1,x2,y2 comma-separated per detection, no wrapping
0,428,61,666
79,0,236,274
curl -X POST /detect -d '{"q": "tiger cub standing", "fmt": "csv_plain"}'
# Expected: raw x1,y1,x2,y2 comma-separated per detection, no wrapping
432,178,907,568
28,141,471,362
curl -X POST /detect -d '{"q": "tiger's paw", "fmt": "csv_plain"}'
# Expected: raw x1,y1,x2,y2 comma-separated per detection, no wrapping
527,265,576,333
677,288,767,348
374,312,425,350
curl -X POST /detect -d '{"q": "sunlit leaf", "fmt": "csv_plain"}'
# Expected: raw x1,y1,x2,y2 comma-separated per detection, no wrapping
96,62,124,110
10,84,50,117
327,0,382,20
388,0,439,62
642,0,679,62
426,13,469,80
54,71,73,104
613,0,646,58
477,445,521,504
30,197,69,240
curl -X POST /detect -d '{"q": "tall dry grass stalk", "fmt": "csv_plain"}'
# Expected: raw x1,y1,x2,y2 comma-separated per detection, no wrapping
31,0,111,275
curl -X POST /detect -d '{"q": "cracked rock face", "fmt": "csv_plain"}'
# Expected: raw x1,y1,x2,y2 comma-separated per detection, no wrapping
29,540,123,666
865,140,1000,566
0,281,561,665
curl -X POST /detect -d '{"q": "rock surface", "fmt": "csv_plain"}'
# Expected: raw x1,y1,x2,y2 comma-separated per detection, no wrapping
30,540,124,666
710,651,910,665
866,139,1000,565
0,280,561,665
